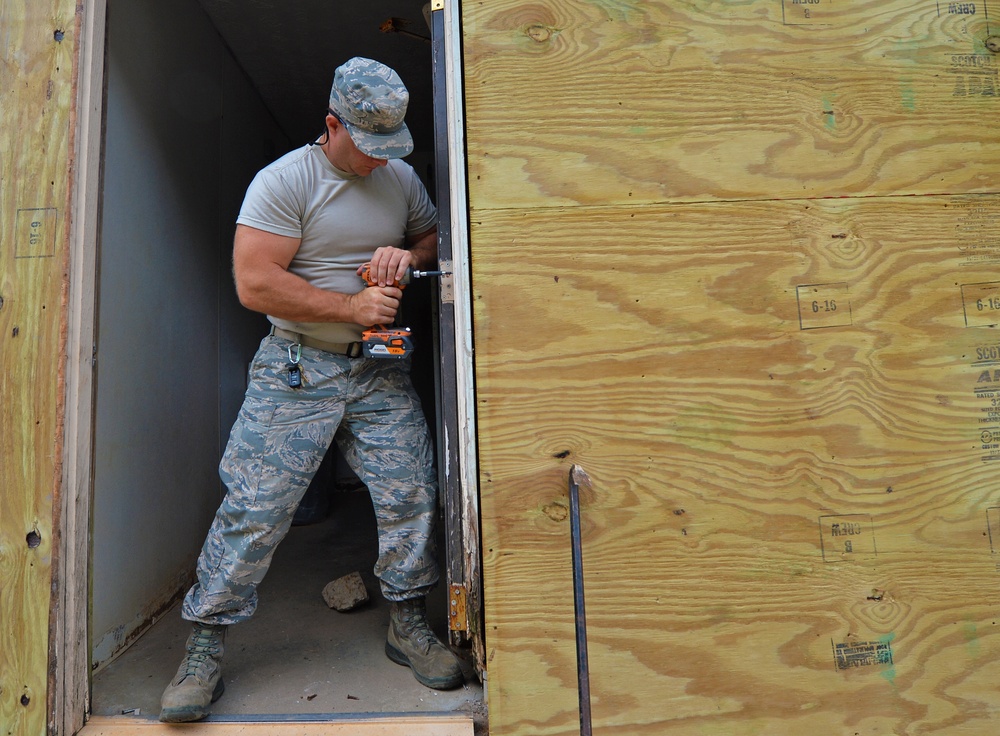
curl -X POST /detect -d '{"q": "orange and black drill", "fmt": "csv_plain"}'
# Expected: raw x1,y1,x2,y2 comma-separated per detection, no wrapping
358,264,449,359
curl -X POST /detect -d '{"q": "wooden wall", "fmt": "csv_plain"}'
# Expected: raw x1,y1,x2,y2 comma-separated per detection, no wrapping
463,1,1000,734
0,1,79,734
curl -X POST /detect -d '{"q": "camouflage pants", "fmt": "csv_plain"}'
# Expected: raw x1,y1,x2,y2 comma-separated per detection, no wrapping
181,335,439,626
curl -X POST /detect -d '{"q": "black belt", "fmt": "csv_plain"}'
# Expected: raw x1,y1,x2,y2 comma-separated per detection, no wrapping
270,326,363,358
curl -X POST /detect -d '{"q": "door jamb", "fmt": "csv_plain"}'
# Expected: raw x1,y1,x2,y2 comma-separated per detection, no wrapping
53,0,107,733
434,0,484,673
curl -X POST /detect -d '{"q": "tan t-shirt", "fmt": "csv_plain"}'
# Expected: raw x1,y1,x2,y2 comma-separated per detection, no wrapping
236,144,437,342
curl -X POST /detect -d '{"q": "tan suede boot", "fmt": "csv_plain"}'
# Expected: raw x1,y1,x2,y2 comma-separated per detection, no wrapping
159,623,227,723
386,598,463,690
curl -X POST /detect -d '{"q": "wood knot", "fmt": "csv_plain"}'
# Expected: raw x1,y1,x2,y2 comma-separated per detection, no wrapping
525,24,555,42
542,502,568,522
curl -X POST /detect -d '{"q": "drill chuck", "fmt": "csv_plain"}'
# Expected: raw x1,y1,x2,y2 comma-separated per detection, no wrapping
407,268,447,283
360,263,451,288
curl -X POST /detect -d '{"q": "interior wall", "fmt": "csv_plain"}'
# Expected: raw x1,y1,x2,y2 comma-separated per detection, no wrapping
92,0,285,668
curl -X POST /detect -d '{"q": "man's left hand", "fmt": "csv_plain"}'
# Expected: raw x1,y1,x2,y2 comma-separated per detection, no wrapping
360,246,413,287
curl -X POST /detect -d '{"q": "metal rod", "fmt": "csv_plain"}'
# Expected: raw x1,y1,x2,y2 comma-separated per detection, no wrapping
569,465,593,736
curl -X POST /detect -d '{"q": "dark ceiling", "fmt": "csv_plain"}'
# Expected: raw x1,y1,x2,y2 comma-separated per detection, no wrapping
197,0,436,154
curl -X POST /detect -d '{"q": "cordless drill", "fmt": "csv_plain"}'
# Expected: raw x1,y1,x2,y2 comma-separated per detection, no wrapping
358,264,449,358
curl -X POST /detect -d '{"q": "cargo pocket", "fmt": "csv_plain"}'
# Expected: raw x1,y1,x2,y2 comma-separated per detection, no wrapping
219,397,278,508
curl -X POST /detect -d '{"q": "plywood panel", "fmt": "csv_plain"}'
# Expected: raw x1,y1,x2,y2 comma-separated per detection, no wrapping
0,2,79,734
474,195,1000,735
462,0,1000,209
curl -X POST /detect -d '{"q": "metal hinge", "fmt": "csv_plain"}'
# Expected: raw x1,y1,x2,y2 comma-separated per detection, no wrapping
438,258,454,304
448,583,467,632
431,0,444,11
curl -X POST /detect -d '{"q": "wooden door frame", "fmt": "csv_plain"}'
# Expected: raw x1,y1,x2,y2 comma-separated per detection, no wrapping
52,0,107,733
53,0,480,732
431,0,484,669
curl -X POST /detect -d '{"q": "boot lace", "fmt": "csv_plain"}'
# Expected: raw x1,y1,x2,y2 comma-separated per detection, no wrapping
180,627,223,679
396,601,438,652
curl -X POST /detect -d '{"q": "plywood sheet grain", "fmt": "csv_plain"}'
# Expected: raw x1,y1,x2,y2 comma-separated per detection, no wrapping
474,195,1000,735
0,2,78,733
462,0,1000,209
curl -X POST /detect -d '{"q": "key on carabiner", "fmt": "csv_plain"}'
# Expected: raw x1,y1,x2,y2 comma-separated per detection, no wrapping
286,343,303,388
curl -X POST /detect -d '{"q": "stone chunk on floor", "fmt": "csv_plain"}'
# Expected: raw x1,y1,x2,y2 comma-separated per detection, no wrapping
322,571,369,612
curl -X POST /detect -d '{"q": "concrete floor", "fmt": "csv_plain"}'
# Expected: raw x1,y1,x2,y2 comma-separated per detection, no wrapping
91,490,485,728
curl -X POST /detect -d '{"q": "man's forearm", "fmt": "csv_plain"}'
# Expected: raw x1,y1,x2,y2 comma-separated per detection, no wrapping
239,262,403,327
406,227,438,270
238,263,356,323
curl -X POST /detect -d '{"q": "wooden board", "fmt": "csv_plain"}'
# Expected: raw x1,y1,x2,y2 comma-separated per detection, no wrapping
463,0,999,209
0,2,79,734
472,195,1000,734
462,1,1000,733
78,714,474,736
54,2,107,731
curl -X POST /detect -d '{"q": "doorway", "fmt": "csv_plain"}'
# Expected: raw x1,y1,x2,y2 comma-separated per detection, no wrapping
84,0,482,730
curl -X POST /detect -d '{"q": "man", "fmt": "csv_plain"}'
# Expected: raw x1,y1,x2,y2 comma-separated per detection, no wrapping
159,57,462,724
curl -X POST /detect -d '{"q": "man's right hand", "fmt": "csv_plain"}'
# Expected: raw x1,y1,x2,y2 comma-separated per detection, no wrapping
350,285,403,326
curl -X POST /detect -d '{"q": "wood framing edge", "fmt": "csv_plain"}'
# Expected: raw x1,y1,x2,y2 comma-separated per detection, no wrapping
441,0,485,676
52,1,107,734
78,715,474,736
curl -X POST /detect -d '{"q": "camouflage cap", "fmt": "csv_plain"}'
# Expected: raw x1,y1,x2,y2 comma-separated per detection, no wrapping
329,57,413,159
